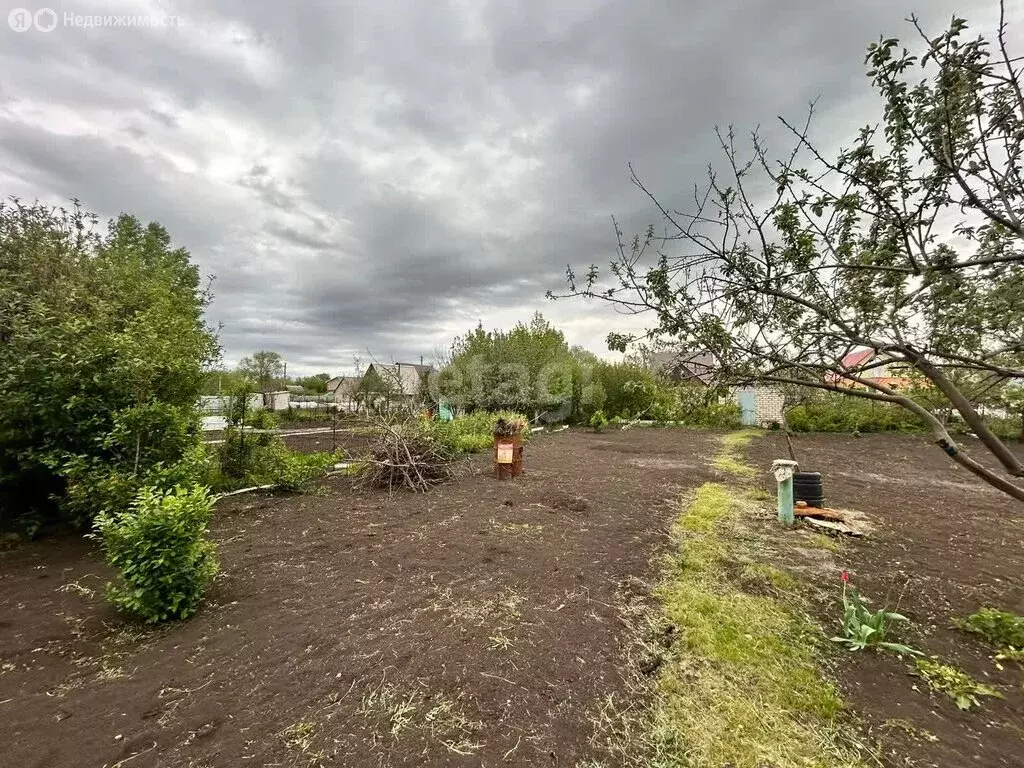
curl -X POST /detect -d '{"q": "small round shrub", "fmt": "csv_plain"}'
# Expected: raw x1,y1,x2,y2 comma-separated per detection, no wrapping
590,409,609,432
93,484,218,623
247,408,280,431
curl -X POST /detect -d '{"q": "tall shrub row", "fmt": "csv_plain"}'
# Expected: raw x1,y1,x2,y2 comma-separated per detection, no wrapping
0,201,218,531
1,202,224,623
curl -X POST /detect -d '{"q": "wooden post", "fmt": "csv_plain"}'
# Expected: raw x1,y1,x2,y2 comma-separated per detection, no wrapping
771,459,799,526
778,475,795,525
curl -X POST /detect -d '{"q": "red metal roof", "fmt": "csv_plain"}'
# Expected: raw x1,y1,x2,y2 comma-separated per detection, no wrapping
824,349,877,384
839,349,875,370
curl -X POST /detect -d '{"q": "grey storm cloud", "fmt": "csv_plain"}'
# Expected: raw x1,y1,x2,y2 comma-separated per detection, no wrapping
0,0,1010,375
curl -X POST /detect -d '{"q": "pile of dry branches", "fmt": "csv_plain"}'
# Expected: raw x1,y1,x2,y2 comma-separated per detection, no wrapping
352,416,454,493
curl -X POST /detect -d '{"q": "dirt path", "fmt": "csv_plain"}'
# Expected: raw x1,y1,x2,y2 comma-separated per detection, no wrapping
1,428,721,768
748,433,1024,768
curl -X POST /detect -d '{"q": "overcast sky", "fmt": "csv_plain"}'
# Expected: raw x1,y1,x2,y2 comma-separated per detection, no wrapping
1,0,1016,375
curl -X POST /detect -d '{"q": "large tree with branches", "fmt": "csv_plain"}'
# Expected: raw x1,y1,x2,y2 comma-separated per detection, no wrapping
553,5,1024,501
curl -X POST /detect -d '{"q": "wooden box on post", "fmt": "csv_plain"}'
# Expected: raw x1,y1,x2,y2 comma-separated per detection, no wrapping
493,433,524,480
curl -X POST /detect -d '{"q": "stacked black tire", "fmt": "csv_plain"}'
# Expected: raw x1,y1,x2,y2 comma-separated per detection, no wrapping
793,471,824,508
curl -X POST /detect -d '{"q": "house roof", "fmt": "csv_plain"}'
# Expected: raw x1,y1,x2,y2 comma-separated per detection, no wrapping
650,351,717,384
838,349,876,371
367,363,423,396
397,362,433,375
327,375,362,397
826,348,884,384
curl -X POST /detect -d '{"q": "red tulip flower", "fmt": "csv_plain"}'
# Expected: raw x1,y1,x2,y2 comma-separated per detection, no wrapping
841,570,850,583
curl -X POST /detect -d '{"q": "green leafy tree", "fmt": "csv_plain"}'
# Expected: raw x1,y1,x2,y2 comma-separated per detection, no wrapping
238,350,284,391
555,7,1024,501
0,200,218,529
200,368,248,395
440,313,577,415
570,345,600,367
1000,384,1024,443
439,313,578,415
297,373,331,394
590,362,660,420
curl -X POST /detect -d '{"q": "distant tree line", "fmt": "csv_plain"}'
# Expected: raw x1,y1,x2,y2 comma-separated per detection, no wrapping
201,353,331,395
432,312,740,427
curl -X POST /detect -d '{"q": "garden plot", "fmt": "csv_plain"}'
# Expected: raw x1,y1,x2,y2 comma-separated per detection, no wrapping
4,428,1021,768
0,428,721,768
748,433,1024,768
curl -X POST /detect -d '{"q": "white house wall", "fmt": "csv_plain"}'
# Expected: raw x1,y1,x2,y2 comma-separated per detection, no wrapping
729,386,785,427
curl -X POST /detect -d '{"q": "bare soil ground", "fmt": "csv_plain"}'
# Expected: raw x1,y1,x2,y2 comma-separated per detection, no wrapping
748,433,1024,768
277,427,375,457
0,428,721,768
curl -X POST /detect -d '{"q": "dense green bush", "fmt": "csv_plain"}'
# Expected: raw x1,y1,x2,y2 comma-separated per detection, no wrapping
786,396,928,434
453,433,493,453
987,416,1023,442
214,386,336,491
270,450,338,492
218,427,269,485
247,408,280,431
0,202,217,531
93,484,218,623
589,409,609,431
587,363,660,420
687,399,743,428
440,314,576,412
652,385,743,428
576,364,741,428
218,386,274,483
776,393,1022,440
218,436,335,492
61,441,211,530
427,410,530,455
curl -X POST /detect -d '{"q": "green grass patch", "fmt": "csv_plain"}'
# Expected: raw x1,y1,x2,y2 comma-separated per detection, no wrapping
746,487,773,502
648,481,866,768
674,484,731,573
953,608,1024,651
679,483,732,533
740,562,799,592
913,658,1002,710
711,430,761,478
806,533,840,552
